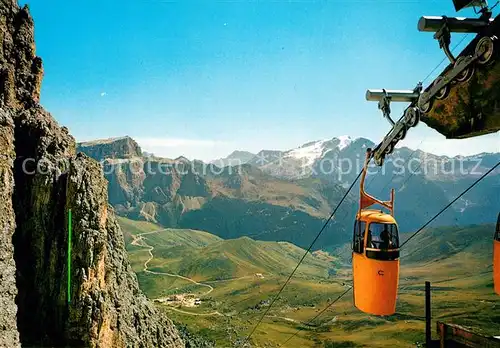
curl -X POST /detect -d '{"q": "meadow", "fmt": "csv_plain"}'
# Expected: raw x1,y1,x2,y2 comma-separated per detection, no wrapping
118,217,500,347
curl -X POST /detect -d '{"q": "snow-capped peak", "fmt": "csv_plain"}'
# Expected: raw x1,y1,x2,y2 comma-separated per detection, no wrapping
285,139,328,166
337,135,353,151
283,136,362,166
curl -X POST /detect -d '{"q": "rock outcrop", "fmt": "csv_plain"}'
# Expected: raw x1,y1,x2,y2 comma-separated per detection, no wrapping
0,1,184,347
0,109,18,348
77,136,143,162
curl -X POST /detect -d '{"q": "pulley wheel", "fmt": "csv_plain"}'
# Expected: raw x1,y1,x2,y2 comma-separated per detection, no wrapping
476,36,495,65
384,142,395,155
419,100,432,114
418,92,432,114
374,155,384,167
434,77,449,100
394,125,407,141
404,107,420,128
454,56,474,82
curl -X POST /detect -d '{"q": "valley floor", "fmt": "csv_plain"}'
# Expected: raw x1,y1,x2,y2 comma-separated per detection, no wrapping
120,217,500,348
157,272,499,348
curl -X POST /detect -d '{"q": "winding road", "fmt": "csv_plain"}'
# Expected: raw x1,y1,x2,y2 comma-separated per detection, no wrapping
130,229,214,296
129,229,267,318
164,307,224,317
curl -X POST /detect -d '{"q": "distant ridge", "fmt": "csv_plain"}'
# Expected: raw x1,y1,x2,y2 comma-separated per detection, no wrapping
78,135,499,251
211,150,256,167
78,135,132,146
77,136,142,161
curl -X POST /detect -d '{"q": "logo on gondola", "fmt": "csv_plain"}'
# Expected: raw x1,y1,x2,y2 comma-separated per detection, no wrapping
377,270,384,276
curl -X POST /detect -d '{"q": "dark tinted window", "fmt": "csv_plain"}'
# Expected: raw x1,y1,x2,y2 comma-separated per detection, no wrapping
352,220,366,253
366,222,399,250
366,249,400,261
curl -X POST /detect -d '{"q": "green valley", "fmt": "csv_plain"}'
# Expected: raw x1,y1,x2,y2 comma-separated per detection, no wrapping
119,217,500,347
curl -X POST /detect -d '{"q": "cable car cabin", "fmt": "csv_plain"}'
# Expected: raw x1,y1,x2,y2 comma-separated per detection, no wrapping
352,211,400,316
494,212,500,295
352,149,400,316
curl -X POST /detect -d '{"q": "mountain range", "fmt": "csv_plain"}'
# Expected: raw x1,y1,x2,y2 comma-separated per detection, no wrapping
77,136,500,251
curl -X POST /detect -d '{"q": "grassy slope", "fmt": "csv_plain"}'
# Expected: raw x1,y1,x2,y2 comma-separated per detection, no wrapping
119,216,336,282
150,236,336,281
145,228,223,249
401,224,493,264
117,216,161,249
117,215,221,249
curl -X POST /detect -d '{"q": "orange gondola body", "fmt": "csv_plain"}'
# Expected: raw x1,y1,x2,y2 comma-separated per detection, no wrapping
494,213,500,295
352,149,400,316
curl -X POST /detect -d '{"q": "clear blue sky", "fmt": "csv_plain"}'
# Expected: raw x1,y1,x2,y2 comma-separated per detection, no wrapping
24,0,499,160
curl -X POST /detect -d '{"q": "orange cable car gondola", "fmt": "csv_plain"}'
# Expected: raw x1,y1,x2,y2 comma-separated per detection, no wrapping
352,149,400,316
494,212,500,295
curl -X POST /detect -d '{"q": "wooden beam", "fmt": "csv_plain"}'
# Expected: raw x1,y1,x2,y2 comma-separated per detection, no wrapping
437,321,500,347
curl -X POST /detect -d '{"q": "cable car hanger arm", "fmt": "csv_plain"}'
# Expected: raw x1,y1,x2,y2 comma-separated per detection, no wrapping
359,149,395,216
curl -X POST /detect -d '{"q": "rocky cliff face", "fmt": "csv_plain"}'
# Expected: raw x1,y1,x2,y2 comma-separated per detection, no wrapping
0,1,184,347
0,108,18,347
77,136,143,162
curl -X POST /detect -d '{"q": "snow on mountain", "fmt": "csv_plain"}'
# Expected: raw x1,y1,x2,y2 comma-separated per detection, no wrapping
285,139,329,167
210,136,497,183
337,135,354,150
283,136,361,167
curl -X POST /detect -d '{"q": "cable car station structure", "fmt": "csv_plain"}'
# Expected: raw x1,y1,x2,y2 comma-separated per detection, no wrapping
366,0,500,167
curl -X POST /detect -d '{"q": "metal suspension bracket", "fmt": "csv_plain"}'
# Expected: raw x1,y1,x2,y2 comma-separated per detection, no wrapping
453,0,490,13
413,81,423,94
370,82,423,167
470,0,493,19
378,89,395,126
434,16,456,64
478,6,493,20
